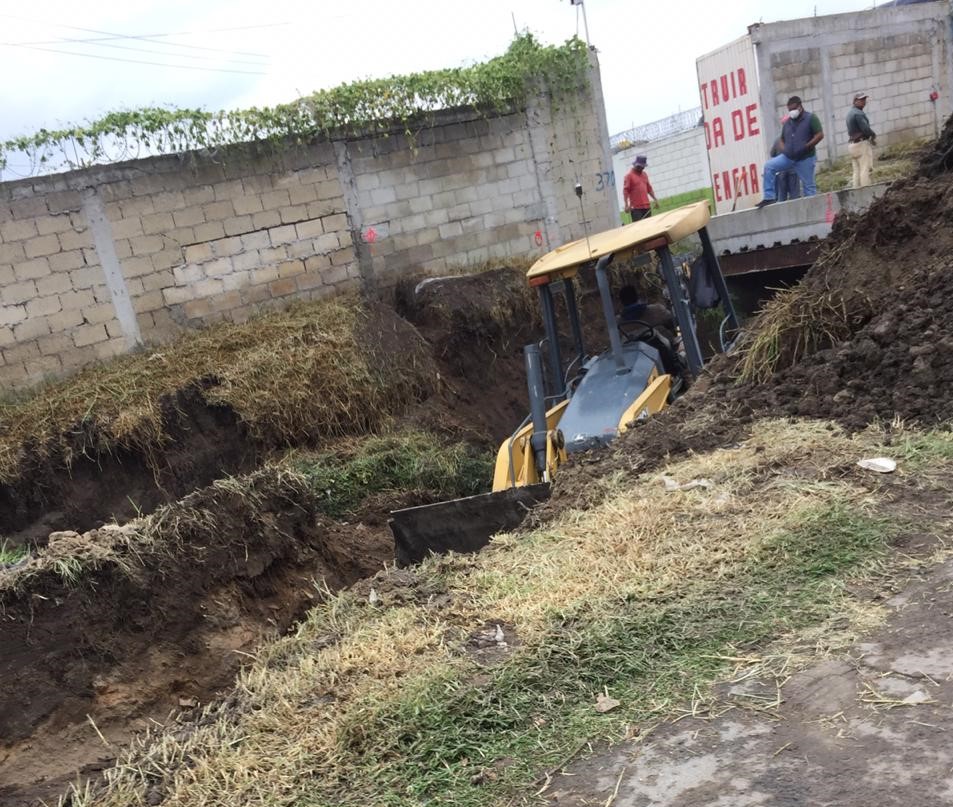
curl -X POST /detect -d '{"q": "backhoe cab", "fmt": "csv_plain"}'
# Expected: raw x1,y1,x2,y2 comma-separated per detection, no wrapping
390,201,738,564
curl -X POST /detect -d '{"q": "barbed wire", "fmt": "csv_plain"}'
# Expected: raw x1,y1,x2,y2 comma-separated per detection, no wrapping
610,107,703,151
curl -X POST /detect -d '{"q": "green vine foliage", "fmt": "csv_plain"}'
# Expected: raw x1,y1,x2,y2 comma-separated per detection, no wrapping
1,34,589,175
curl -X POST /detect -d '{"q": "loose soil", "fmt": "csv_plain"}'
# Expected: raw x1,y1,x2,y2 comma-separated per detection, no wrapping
0,270,538,806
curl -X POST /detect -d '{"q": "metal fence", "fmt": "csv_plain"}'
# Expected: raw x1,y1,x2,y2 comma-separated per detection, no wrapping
610,107,703,151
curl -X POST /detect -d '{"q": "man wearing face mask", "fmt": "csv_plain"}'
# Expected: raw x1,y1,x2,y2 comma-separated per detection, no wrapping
756,96,824,209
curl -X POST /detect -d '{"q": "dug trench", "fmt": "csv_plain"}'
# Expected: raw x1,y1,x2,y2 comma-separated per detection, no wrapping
0,268,558,806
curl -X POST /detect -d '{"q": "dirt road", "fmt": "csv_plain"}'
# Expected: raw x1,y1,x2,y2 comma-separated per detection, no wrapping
546,555,953,807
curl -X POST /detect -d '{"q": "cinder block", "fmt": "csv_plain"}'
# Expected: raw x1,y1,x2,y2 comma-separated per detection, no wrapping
261,189,291,210
295,219,324,239
306,200,340,219
194,278,224,297
121,256,155,279
110,217,144,240
59,289,96,311
223,215,254,236
182,185,215,206
0,304,26,327
315,179,342,202
2,280,37,305
304,254,331,273
194,221,226,242
35,214,73,236
36,272,73,296
288,184,319,205
141,268,174,292
8,197,47,220
26,295,63,318
23,235,59,260
213,180,244,201
172,206,206,228
58,228,94,252
296,270,325,291
162,286,193,305
151,191,186,214
140,212,174,236
232,250,263,272
277,259,304,278
259,245,288,263
279,205,309,224
321,265,349,285
268,277,297,297
233,195,265,216
48,310,83,334
223,270,251,291
269,224,297,246
36,332,73,356
81,302,115,324
202,200,235,222
130,234,164,256
15,257,51,281
329,248,354,267
204,258,234,278
252,210,282,230
251,266,279,285
313,232,340,254
184,242,213,263
133,290,165,314
213,236,243,257
174,263,202,285
322,212,349,233
94,337,126,360
4,340,42,364
183,298,212,320
14,316,51,341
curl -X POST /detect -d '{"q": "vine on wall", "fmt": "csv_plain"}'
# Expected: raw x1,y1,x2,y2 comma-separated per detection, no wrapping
1,35,589,175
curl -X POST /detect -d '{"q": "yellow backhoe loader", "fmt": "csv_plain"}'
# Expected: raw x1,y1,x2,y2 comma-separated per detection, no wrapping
390,200,738,564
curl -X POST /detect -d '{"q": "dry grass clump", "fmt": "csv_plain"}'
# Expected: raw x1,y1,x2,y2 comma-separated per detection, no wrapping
69,418,932,807
0,464,315,597
0,297,434,484
737,281,851,382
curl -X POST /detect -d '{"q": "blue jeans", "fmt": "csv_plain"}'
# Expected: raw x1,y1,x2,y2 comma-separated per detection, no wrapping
763,153,817,200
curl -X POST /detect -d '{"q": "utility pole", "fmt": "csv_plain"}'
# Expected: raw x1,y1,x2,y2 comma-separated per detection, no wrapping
565,0,590,46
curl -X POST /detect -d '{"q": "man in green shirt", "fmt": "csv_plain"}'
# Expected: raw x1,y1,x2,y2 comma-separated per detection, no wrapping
756,96,825,208
847,92,876,188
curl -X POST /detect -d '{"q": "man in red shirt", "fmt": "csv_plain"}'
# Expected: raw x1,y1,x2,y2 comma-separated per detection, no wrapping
623,155,659,222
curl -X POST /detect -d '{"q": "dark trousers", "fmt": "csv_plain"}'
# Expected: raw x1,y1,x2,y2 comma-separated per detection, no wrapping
777,170,801,202
629,208,651,222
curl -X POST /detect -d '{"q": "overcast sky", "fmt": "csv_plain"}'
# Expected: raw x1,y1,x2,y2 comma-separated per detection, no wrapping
1,0,879,156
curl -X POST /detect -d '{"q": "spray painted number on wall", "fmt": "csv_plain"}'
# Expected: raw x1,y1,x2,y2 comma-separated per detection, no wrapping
594,170,615,191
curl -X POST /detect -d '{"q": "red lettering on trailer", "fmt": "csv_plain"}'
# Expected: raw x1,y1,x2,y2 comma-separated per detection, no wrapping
712,117,725,147
746,103,760,136
738,67,748,95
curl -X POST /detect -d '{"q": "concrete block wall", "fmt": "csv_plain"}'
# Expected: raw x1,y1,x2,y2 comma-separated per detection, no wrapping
0,51,617,390
751,1,953,163
612,127,709,211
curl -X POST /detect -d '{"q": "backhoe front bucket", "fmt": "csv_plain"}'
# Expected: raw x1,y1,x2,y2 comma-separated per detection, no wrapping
389,484,551,566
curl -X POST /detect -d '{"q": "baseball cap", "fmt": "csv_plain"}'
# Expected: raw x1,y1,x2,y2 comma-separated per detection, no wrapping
853,91,869,100
633,155,647,167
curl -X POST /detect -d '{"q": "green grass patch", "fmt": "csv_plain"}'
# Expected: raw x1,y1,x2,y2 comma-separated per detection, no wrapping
294,431,494,517
620,187,714,224
323,501,895,806
815,137,927,193
0,540,27,566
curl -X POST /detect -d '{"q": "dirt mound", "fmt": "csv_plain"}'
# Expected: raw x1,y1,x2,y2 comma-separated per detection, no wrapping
0,468,393,806
721,173,953,429
0,300,434,547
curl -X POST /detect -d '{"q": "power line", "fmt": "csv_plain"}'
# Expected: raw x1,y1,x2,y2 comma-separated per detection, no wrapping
0,14,288,59
13,35,269,66
1,42,267,75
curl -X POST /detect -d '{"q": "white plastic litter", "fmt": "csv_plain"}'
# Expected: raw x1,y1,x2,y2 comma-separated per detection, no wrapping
857,457,897,474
